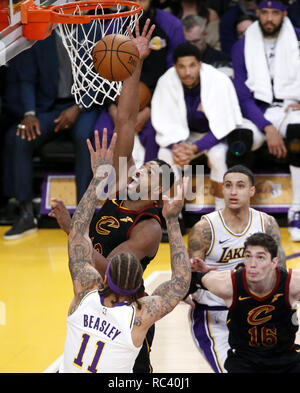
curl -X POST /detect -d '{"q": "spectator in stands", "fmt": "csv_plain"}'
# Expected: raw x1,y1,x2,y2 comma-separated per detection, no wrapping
3,30,101,240
94,0,185,167
288,0,300,28
231,0,300,242
151,42,255,210
205,0,237,17
220,0,258,54
236,13,256,38
0,59,24,225
167,0,221,50
182,15,232,70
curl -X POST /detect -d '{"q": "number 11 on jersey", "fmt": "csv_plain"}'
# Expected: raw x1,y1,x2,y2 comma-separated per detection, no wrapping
73,333,106,373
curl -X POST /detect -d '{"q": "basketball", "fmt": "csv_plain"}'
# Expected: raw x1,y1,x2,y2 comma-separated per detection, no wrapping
92,34,140,81
138,81,152,111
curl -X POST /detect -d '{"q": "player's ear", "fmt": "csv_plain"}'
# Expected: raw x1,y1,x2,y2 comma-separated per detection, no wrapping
250,185,256,198
271,256,278,269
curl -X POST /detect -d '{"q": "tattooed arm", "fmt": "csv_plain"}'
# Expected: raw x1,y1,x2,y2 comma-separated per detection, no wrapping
135,182,191,333
188,217,212,260
263,213,286,270
67,130,117,315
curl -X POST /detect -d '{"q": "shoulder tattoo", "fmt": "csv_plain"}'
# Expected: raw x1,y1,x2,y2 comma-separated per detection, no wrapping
188,217,212,258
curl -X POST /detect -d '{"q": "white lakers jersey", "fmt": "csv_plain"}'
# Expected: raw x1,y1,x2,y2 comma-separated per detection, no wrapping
59,290,141,373
192,208,265,306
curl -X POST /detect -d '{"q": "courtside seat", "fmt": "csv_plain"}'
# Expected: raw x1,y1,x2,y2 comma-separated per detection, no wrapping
34,133,75,166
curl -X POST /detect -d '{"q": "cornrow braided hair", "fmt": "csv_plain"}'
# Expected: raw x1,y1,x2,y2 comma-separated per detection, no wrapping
100,252,143,309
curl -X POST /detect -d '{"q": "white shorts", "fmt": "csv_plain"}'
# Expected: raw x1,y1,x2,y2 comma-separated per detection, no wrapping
189,302,230,373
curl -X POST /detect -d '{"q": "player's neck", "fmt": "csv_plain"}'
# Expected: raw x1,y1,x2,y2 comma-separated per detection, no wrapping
222,206,250,230
123,198,155,210
247,270,277,297
103,294,128,307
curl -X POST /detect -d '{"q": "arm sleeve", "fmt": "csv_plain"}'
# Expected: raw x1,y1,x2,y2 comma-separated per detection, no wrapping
184,272,208,298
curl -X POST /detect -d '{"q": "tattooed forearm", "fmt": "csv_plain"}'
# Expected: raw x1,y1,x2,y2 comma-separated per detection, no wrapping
188,217,212,259
68,175,107,299
152,217,191,309
265,214,286,269
70,177,102,235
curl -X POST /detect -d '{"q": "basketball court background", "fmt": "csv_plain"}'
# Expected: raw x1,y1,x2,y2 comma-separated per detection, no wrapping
0,0,299,374
0,225,299,373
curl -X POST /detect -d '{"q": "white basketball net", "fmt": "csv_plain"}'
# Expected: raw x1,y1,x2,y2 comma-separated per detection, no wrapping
55,2,142,108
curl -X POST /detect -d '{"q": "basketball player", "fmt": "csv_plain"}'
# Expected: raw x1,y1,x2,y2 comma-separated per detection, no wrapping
186,164,286,373
194,232,300,373
50,19,176,373
59,129,191,373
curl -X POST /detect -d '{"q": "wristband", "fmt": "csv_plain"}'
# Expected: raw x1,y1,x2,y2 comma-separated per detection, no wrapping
195,272,208,290
184,271,208,298
24,110,36,116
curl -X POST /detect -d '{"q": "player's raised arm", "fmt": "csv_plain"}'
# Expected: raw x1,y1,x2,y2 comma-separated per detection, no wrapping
113,19,155,183
67,130,117,314
137,181,191,325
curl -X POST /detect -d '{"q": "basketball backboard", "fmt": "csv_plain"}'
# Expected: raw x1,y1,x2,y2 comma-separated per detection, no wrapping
0,0,65,65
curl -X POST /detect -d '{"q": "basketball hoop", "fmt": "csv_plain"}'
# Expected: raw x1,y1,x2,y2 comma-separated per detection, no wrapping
21,0,143,108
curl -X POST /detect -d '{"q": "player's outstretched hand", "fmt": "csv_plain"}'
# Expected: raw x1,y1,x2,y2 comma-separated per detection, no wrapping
190,257,218,273
162,177,187,220
87,129,117,178
48,198,71,235
127,18,156,61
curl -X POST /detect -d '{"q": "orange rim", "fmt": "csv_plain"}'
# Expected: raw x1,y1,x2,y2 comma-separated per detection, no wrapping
22,0,142,24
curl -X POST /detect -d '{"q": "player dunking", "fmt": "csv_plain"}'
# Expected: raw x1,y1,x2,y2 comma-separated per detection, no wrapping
50,19,176,373
193,232,300,373
186,164,286,373
59,129,191,373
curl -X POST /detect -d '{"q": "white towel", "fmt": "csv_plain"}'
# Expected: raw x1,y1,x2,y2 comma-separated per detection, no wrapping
244,18,300,104
151,63,243,147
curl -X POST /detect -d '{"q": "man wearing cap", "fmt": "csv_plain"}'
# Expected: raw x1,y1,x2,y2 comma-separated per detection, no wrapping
231,0,300,242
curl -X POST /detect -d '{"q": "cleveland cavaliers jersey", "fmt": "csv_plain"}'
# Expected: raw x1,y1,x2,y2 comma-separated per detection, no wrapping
59,290,141,373
227,268,298,366
89,197,161,271
192,208,265,307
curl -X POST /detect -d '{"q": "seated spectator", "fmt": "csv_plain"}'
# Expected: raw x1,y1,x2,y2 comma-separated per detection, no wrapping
182,14,232,71
220,0,258,54
288,0,300,28
3,30,101,240
235,13,256,39
0,58,24,224
94,0,186,166
231,0,300,242
151,42,255,210
167,0,221,50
